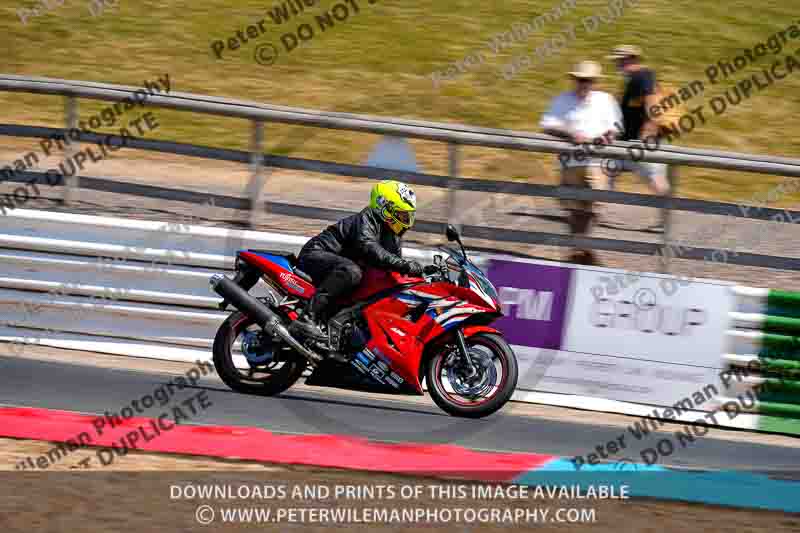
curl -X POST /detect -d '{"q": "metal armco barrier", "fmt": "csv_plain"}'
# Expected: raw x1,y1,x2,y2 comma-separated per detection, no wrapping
4,75,800,274
0,209,432,364
725,287,800,435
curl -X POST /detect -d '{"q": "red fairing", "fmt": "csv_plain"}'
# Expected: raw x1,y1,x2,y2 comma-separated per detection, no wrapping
345,269,424,304
363,311,427,393
461,325,502,338
354,274,497,392
238,251,315,299
451,282,497,311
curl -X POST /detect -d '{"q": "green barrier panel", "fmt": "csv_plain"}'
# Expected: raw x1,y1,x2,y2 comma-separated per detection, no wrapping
756,401,800,418
763,315,800,336
733,289,800,434
766,290,800,319
767,305,800,319
757,391,800,405
758,413,800,434
755,358,800,379
767,289,800,310
758,378,800,395
760,333,800,361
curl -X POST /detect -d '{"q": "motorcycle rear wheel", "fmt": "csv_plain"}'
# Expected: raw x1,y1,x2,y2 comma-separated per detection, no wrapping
426,332,518,418
213,311,308,396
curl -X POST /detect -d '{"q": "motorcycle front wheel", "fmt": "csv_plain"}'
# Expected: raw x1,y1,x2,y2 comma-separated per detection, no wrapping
212,311,308,396
426,332,518,418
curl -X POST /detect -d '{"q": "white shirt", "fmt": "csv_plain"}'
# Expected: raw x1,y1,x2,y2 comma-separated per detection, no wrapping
540,90,622,167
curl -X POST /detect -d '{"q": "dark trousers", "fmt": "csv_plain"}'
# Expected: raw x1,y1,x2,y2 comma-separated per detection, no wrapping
296,251,363,319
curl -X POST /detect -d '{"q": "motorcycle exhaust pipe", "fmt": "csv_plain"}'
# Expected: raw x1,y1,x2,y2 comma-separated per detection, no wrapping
210,274,324,364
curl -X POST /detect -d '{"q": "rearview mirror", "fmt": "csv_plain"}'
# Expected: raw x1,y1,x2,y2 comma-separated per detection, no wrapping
446,224,460,242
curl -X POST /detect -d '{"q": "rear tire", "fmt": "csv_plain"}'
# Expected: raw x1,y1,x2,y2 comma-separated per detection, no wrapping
426,333,518,418
213,311,307,396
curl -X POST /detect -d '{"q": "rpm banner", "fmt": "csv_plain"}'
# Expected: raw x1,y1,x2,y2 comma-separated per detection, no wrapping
486,257,736,411
486,257,573,349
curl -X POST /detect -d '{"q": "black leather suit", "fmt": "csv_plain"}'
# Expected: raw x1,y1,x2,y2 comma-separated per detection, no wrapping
296,207,414,321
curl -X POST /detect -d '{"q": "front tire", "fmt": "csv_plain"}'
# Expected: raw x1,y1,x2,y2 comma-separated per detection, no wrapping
426,333,518,418
213,311,307,396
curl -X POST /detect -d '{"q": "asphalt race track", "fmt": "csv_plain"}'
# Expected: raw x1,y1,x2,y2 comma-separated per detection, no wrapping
1,354,798,476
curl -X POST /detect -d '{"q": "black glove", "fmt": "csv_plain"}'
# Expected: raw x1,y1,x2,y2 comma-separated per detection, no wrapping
404,260,424,277
423,264,440,275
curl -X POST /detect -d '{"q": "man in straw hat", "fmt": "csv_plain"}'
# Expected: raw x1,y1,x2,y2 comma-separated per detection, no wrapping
540,60,621,265
607,45,670,232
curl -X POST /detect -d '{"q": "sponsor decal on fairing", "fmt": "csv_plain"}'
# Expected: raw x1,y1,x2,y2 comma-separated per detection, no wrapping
279,271,306,294
348,348,404,389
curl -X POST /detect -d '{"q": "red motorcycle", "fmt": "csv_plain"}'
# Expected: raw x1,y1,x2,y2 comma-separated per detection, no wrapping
210,225,518,418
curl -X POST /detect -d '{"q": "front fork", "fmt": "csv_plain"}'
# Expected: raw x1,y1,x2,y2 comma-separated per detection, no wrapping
454,329,478,378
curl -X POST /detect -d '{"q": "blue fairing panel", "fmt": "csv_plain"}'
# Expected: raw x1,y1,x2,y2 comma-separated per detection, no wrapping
243,251,293,270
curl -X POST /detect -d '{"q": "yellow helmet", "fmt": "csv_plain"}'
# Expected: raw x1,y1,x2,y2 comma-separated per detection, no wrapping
369,180,416,235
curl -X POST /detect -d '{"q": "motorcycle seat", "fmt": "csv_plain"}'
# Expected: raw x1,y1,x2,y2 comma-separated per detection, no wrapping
246,249,298,265
242,249,314,285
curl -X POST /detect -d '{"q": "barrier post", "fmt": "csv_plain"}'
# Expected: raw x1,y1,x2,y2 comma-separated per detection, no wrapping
659,165,679,273
447,142,461,233
62,96,79,205
247,120,266,228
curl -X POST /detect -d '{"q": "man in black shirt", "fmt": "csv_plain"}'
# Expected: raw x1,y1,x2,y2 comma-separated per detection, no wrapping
607,45,670,231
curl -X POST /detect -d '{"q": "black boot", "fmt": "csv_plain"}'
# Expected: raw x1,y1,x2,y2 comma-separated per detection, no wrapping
289,290,329,343
288,267,359,346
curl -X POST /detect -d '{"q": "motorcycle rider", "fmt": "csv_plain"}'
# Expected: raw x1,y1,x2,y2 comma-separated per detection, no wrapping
289,180,424,342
